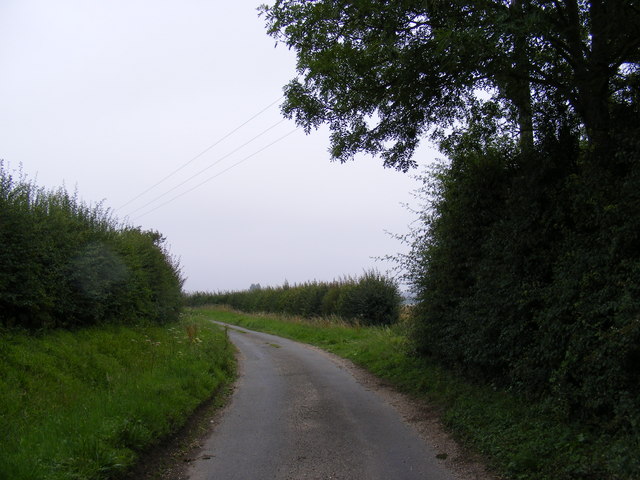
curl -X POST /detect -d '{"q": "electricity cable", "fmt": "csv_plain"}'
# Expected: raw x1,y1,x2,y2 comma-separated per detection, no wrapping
124,118,287,217
116,96,283,211
132,127,300,220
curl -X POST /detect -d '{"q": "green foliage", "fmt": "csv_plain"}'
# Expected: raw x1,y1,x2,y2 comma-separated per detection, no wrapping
402,110,640,429
185,270,402,326
262,0,639,168
0,314,234,480
198,306,640,480
0,162,183,329
335,271,401,326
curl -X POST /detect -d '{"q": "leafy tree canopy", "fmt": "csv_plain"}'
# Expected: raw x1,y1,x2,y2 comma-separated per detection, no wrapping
261,0,640,170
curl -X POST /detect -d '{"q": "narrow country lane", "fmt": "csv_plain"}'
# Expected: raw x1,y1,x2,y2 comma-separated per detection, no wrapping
187,323,459,480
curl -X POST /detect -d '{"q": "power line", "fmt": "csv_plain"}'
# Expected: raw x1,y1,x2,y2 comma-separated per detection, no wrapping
124,118,287,217
116,96,283,211
132,127,300,220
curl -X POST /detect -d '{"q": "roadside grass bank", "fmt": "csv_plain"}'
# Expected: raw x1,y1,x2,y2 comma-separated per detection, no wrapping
0,314,235,480
198,306,639,480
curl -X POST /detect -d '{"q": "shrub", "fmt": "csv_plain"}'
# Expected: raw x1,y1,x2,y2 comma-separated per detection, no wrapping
0,162,184,329
184,271,402,325
402,121,640,428
337,271,401,326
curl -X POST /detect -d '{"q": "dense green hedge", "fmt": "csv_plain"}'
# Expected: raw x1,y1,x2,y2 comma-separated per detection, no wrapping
0,162,184,329
404,115,640,430
186,271,402,326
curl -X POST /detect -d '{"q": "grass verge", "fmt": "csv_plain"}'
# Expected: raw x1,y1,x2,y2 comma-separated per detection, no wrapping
199,306,639,480
0,313,235,480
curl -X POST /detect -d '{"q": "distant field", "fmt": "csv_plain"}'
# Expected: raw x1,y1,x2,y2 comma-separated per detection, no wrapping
198,306,640,480
0,314,234,480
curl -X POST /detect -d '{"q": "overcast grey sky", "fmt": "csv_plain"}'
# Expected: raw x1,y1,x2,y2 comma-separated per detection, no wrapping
0,0,437,293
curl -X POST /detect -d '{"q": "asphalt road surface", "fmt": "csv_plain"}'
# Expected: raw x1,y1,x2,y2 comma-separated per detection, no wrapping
187,323,458,480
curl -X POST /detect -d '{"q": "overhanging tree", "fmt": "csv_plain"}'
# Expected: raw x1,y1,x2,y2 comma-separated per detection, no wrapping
260,0,640,430
261,0,639,167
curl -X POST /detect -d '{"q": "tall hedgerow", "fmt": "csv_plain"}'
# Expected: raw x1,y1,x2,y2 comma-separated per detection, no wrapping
185,271,401,326
0,162,183,329
400,107,640,431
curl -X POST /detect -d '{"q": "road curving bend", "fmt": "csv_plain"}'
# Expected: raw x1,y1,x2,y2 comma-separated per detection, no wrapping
187,323,459,480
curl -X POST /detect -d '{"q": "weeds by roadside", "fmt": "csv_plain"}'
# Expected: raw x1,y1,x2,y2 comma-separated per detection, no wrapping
0,313,234,480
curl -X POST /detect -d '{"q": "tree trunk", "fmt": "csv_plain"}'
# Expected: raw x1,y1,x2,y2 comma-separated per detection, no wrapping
511,0,535,155
582,0,612,159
